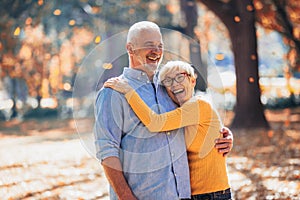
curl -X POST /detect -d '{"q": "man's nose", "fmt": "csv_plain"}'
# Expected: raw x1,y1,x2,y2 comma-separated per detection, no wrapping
152,46,161,53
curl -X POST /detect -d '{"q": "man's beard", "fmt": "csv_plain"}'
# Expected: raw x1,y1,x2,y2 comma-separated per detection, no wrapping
144,62,159,72
136,56,161,73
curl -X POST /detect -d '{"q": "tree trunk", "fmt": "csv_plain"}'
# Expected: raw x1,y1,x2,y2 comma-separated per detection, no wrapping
228,1,269,129
200,0,270,129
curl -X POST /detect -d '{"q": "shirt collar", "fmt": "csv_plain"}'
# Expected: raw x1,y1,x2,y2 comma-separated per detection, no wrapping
123,67,154,84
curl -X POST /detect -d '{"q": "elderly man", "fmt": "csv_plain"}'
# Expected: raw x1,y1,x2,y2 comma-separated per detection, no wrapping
94,21,233,200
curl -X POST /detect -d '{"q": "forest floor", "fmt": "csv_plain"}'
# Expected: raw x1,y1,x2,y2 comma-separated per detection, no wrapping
0,108,299,200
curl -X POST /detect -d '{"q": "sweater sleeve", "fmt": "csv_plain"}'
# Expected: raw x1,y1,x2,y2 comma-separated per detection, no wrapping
196,100,223,158
124,90,200,132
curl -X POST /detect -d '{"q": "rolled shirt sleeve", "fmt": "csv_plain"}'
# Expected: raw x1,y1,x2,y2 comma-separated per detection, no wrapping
94,88,124,161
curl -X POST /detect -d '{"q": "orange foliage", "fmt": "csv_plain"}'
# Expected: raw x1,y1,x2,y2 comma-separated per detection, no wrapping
254,0,300,71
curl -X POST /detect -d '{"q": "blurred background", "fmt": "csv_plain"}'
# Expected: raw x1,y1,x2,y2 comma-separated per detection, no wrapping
0,0,300,199
0,0,299,123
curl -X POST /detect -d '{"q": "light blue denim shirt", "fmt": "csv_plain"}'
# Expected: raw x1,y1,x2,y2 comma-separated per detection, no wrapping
94,67,191,199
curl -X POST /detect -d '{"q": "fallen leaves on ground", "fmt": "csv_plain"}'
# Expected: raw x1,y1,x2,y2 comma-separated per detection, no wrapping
0,109,299,200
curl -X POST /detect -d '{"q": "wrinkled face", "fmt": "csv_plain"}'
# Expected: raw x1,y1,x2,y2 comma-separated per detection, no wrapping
163,70,196,105
128,29,163,78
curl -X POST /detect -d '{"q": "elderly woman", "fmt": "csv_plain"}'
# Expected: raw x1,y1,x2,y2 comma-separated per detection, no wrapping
104,60,232,200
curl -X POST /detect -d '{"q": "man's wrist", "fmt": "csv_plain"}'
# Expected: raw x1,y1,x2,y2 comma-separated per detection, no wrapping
119,191,137,200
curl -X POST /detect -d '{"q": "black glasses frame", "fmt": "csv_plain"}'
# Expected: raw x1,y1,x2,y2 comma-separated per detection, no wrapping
161,72,190,87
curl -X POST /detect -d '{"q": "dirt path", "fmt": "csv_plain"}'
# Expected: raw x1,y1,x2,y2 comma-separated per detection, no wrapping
0,119,109,200
0,137,109,199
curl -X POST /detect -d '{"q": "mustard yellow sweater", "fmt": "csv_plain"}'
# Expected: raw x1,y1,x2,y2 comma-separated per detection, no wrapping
125,91,230,195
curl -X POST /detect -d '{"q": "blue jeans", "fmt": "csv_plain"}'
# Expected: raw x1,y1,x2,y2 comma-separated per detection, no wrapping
182,188,232,200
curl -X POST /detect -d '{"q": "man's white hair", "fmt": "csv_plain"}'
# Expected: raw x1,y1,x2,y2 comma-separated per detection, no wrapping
127,21,161,44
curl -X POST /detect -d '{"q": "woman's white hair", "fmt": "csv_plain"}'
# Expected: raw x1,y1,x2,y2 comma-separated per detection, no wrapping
159,60,197,82
127,21,161,44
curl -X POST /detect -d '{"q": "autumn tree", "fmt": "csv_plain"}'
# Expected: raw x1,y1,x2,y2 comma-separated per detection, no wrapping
199,0,270,129
254,0,300,74
1,0,185,120
0,0,95,117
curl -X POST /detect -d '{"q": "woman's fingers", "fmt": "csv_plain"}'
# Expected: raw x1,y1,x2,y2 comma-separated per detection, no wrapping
103,77,131,94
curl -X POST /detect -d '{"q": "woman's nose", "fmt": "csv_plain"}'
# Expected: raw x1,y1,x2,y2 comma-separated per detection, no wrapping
171,79,180,87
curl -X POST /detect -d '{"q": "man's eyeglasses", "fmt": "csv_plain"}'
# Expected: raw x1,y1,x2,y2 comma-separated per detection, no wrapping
161,72,190,87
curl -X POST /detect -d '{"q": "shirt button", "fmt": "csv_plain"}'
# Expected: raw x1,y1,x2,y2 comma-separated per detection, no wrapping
141,72,145,76
166,132,170,135
171,153,175,157
174,173,177,177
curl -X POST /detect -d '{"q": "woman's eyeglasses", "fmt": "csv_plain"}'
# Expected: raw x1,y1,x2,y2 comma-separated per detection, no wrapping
161,72,190,87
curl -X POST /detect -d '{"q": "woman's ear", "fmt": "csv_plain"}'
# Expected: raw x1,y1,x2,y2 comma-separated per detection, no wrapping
191,77,197,87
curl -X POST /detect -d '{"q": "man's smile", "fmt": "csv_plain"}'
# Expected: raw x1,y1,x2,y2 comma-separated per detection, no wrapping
147,54,160,62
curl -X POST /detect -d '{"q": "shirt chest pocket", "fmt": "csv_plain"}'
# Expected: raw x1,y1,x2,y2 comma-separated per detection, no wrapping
121,102,159,139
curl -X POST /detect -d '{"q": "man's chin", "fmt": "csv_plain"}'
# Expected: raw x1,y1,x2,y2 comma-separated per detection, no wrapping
146,63,158,71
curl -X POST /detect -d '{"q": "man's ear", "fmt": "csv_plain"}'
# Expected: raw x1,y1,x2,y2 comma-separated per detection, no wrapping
126,43,134,54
